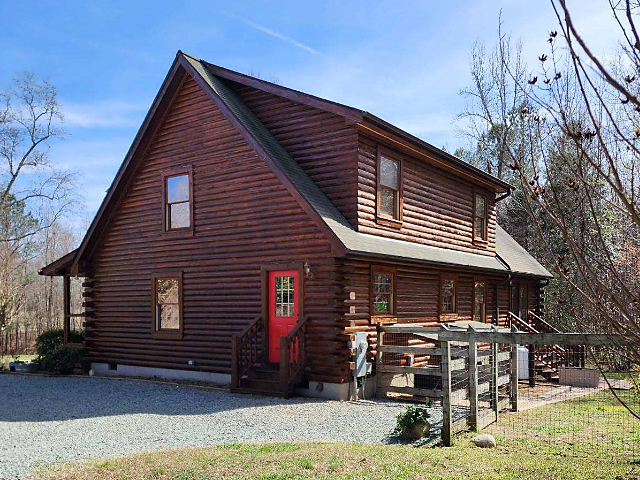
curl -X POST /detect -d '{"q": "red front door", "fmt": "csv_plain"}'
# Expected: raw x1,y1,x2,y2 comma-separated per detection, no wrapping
268,270,299,363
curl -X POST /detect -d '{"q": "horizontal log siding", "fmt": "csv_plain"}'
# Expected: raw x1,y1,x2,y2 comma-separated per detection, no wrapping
227,80,360,228
338,256,511,365
357,134,497,255
87,76,348,383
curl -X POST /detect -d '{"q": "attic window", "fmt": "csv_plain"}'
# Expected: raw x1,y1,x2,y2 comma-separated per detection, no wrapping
377,149,402,224
474,193,487,241
162,167,193,233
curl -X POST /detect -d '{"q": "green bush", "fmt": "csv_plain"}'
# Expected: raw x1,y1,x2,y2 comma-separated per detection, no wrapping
392,404,432,437
35,329,83,358
38,345,89,375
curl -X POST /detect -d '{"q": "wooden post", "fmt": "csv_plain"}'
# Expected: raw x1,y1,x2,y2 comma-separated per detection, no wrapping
510,326,518,412
528,344,536,387
280,336,289,391
468,326,478,431
441,338,453,447
376,324,384,397
63,275,71,345
492,340,499,420
231,336,239,389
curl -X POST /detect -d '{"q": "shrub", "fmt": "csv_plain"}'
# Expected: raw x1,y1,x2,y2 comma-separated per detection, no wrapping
38,345,89,375
35,329,83,358
392,405,432,437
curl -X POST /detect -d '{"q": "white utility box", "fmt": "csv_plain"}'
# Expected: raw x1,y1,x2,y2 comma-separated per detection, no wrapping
517,346,529,380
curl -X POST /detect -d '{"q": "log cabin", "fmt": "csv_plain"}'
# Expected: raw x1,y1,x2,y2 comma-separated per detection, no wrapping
40,51,552,400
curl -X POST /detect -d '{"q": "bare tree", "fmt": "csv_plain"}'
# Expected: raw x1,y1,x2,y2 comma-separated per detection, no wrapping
0,73,78,354
459,2,640,417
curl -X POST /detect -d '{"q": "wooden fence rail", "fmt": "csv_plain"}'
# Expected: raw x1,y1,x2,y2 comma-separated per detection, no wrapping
376,322,628,447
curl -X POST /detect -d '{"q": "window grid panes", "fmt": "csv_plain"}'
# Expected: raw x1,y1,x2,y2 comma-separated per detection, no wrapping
474,194,487,240
156,278,179,330
474,281,486,322
275,276,295,317
373,273,393,314
441,279,456,313
166,174,191,230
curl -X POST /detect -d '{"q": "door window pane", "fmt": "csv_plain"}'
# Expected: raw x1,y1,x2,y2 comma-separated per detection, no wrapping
275,275,295,317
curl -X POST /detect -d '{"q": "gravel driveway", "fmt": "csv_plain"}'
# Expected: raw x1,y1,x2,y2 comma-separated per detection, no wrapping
0,374,413,479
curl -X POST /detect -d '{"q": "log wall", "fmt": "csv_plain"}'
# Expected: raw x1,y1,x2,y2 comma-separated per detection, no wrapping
85,75,348,383
356,134,498,256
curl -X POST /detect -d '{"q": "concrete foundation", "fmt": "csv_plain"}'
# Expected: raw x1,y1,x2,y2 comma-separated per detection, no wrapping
92,363,377,401
296,377,376,401
91,362,231,385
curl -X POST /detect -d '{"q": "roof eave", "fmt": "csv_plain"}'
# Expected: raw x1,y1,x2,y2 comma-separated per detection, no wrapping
360,113,511,193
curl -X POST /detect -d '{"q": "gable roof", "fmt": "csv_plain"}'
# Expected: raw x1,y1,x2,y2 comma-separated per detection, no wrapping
42,51,551,280
201,59,511,194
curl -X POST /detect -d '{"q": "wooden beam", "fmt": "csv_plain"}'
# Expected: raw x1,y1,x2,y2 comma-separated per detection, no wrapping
438,331,627,346
468,333,478,431
510,326,519,412
63,275,71,345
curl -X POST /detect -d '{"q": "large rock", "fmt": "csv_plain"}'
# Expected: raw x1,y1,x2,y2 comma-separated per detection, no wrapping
471,434,496,448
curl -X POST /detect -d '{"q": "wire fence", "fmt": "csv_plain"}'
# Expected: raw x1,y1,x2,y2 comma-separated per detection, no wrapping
376,323,639,460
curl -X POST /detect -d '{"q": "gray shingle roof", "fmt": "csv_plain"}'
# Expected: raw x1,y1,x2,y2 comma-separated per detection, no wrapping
187,56,554,279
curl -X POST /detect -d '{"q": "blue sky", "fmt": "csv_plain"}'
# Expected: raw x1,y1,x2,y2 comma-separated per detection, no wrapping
0,1,620,228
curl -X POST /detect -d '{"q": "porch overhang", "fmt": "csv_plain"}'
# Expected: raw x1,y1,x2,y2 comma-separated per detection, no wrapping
39,249,78,277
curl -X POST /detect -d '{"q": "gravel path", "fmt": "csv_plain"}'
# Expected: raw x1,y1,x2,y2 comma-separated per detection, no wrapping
0,374,422,479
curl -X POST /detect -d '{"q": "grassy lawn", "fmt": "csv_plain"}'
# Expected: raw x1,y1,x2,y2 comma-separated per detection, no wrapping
0,354,36,368
35,390,640,480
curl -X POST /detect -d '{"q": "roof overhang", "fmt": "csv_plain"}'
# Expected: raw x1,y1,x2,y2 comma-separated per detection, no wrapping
39,249,78,276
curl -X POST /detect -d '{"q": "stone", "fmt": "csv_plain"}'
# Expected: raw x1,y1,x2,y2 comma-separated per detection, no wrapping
471,433,496,448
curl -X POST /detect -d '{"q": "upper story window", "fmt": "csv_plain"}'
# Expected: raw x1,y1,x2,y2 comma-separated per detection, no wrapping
440,276,457,315
372,267,395,316
162,167,193,233
377,149,402,224
152,272,183,339
474,193,487,241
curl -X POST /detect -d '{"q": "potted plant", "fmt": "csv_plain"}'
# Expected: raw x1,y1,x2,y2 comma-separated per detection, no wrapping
392,405,432,440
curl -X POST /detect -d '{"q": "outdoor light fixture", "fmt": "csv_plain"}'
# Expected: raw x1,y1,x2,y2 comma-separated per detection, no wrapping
304,261,312,278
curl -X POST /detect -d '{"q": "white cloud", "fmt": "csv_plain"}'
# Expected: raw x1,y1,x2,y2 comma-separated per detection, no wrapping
62,99,147,128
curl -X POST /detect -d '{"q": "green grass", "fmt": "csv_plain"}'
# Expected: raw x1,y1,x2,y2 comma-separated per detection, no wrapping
0,354,36,368
35,390,640,480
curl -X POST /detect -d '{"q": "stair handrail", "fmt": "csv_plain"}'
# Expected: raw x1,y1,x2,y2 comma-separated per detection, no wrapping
508,311,539,333
231,315,262,389
527,310,562,334
280,316,308,392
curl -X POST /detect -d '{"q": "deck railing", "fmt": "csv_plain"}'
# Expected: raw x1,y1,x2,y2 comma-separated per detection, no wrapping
231,316,262,389
279,315,308,392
